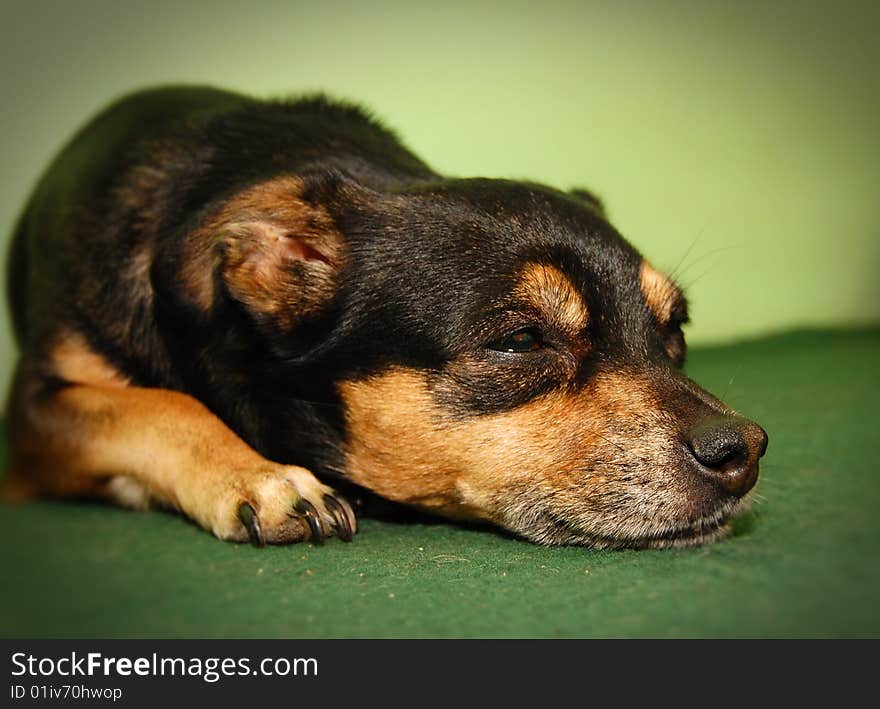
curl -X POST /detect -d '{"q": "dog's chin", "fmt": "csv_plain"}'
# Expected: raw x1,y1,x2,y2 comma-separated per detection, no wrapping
521,494,754,549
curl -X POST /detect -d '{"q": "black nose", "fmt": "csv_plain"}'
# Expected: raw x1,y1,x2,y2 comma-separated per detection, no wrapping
687,416,768,497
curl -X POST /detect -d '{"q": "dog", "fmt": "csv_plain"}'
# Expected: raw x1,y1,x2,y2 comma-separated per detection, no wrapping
2,86,767,548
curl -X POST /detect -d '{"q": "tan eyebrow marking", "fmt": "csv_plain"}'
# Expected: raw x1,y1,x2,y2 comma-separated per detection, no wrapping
639,261,682,324
515,262,589,334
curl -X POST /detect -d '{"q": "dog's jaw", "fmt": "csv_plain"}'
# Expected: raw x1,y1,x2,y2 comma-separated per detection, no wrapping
500,491,755,549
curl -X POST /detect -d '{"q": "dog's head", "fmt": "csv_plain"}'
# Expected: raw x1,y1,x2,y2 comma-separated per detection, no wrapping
181,170,767,548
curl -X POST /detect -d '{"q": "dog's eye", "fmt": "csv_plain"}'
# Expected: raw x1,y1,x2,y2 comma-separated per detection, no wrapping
488,329,545,353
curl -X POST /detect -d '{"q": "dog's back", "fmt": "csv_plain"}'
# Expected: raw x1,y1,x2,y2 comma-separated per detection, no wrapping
8,87,243,360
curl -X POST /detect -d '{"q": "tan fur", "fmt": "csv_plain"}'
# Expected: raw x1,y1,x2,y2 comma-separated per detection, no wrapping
339,366,730,547
4,334,351,543
515,262,589,335
180,176,345,322
50,331,131,387
639,261,681,324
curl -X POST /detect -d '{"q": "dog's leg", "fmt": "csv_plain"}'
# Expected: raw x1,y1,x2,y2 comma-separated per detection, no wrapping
2,362,355,545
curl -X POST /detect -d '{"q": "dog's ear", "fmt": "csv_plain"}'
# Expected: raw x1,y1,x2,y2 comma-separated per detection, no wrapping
178,174,353,333
219,175,347,333
568,187,606,217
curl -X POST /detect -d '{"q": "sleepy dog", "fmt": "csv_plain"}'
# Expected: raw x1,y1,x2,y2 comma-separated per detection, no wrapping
2,87,767,548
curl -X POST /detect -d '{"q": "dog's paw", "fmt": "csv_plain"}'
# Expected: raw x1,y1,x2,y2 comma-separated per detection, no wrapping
200,465,356,545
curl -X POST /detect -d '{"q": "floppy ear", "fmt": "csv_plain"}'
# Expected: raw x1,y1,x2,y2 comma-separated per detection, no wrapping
178,174,348,333
568,187,606,217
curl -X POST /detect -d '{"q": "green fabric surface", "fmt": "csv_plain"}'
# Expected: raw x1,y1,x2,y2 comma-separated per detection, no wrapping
1,329,878,638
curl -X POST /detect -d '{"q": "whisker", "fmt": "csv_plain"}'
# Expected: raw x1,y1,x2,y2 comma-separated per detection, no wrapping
679,261,722,290
667,231,705,282
674,244,742,282
289,398,343,410
594,431,627,455
722,363,743,400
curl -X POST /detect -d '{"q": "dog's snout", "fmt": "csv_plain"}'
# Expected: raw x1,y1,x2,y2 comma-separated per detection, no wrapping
687,416,768,497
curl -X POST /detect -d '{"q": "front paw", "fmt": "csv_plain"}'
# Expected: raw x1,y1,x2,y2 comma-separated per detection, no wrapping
202,465,356,545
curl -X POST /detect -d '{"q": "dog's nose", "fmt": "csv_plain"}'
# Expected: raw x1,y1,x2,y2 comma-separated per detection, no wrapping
686,416,768,497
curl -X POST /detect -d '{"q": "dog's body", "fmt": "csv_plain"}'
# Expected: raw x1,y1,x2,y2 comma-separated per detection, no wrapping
3,87,767,547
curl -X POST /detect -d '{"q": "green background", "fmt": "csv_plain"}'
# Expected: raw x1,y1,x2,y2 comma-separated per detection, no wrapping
0,2,878,638
1,0,879,394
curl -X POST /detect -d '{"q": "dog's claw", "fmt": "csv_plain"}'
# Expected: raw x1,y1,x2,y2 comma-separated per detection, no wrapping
294,499,325,544
324,494,354,542
237,502,265,547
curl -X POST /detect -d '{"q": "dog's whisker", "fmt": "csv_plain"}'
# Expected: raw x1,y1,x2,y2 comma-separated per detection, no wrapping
679,261,723,290
721,363,743,400
666,228,707,282
291,398,343,410
674,244,743,282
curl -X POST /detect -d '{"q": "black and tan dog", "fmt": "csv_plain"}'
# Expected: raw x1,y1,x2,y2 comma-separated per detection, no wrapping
3,87,767,548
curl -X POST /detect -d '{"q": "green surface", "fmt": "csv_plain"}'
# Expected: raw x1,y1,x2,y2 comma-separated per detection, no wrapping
3,1,880,400
0,329,878,638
